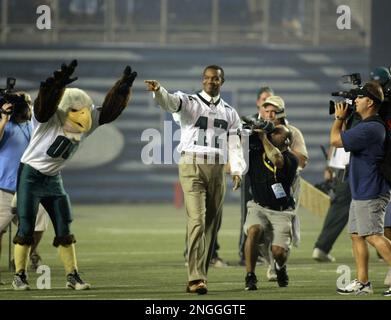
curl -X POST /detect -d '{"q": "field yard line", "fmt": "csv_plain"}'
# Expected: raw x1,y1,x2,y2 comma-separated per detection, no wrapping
32,295,97,298
79,250,183,255
95,228,241,236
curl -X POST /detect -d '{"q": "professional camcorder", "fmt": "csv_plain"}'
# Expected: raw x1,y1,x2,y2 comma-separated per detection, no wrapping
241,115,275,134
0,77,28,115
329,67,391,126
329,73,362,116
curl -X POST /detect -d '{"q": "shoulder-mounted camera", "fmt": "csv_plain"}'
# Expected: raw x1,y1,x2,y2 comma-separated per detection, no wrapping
241,115,275,134
0,77,28,116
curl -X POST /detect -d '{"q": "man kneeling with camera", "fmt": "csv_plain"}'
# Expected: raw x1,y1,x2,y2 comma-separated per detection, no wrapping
243,123,298,291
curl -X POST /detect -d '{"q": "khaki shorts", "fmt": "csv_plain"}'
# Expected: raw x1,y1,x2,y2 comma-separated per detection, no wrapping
244,200,294,250
348,192,390,236
0,190,49,234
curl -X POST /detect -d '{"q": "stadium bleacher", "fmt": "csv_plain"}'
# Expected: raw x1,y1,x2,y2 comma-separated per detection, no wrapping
0,44,369,202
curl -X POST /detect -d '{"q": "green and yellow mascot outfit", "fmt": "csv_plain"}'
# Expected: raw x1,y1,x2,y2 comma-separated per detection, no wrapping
12,60,137,290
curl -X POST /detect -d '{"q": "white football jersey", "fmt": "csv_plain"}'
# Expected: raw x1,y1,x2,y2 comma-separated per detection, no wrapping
21,106,100,176
156,88,246,175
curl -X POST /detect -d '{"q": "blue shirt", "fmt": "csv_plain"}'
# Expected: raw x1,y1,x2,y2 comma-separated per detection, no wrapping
341,119,390,200
0,121,31,192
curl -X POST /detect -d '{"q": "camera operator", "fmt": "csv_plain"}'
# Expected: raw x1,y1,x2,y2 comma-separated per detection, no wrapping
0,92,49,283
243,124,298,290
239,94,308,281
332,81,391,296
239,87,273,267
312,106,362,264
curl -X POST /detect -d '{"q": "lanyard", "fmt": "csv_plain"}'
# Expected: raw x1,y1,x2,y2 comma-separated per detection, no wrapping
262,152,277,182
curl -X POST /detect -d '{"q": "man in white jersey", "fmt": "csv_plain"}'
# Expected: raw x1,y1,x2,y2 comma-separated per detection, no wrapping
145,65,246,294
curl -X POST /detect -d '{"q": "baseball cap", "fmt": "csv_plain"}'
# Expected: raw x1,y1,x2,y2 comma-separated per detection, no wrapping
262,95,286,119
354,82,384,104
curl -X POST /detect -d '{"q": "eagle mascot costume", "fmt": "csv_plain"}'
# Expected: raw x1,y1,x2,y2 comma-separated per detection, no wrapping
12,60,137,290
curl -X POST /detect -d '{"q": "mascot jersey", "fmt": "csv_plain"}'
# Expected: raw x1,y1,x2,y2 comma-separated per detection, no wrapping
21,106,100,176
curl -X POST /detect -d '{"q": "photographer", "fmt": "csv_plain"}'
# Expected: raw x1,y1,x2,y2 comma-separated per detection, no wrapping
312,112,362,264
238,87,273,267
243,124,298,290
239,95,308,282
332,81,391,296
0,92,48,283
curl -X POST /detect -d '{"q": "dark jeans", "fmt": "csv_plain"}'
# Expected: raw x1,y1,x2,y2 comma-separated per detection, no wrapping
314,180,351,253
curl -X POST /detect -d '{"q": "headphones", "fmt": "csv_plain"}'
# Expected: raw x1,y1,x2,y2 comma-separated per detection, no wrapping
284,137,291,146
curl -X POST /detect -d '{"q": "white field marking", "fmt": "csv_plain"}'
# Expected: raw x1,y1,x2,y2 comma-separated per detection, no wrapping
280,267,314,271
69,250,183,256
95,228,242,236
319,270,342,273
32,295,97,298
112,298,161,300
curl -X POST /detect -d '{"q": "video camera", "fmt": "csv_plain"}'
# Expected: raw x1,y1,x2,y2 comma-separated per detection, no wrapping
330,67,391,125
329,73,362,116
0,77,27,116
241,115,275,134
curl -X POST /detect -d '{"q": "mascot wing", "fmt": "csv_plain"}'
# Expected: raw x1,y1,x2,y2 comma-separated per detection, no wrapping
34,60,78,123
99,66,137,125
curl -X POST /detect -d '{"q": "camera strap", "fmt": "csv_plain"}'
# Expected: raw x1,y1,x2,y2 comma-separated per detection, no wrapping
262,152,277,182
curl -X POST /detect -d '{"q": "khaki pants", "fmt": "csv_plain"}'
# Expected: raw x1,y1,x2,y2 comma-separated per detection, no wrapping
179,154,226,282
0,190,49,234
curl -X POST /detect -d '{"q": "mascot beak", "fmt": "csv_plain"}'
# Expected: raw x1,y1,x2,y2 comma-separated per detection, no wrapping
67,106,92,133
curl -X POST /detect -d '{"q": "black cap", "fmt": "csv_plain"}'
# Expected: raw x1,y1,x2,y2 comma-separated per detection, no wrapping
354,84,384,104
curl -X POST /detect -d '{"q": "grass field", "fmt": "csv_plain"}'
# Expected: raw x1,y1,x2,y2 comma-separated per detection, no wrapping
0,204,390,300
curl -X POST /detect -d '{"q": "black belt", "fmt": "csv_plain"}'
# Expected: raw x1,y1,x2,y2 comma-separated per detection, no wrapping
256,202,294,212
181,151,222,162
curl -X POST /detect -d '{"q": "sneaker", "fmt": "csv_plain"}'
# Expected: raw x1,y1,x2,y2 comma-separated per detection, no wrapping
383,287,391,297
266,265,277,282
384,268,391,286
12,271,30,291
29,252,42,272
186,280,207,295
275,262,289,287
245,272,258,291
336,279,373,295
210,257,228,268
66,271,91,290
312,248,336,263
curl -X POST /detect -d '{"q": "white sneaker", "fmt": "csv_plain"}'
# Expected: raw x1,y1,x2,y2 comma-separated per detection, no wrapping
337,279,373,295
66,271,91,290
12,271,30,291
210,257,228,268
266,265,277,281
384,268,391,286
312,248,336,262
